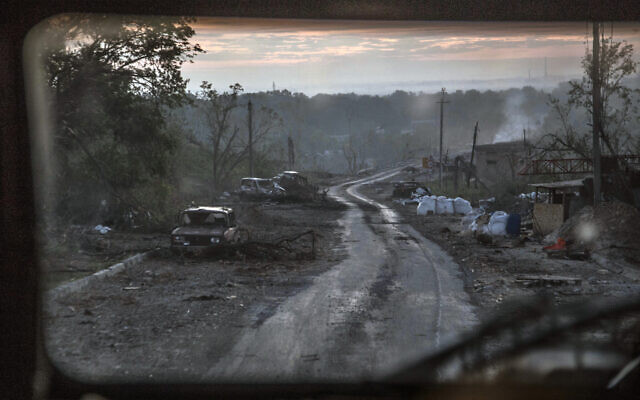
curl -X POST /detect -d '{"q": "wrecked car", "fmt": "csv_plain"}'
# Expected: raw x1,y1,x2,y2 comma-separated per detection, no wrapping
238,177,285,200
171,206,243,251
272,170,316,199
392,181,429,198
272,170,309,188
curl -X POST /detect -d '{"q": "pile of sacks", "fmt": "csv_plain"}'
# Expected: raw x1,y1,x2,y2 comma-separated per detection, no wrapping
476,211,509,236
466,210,519,236
413,189,518,237
417,195,473,216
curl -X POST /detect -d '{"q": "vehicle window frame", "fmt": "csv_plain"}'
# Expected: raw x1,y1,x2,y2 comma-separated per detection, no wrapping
5,2,637,400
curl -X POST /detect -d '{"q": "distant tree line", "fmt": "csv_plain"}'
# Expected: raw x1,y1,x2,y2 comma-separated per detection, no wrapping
38,15,640,230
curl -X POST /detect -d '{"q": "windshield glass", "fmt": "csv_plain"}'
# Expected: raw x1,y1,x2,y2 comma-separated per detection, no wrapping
183,212,227,227
26,15,640,387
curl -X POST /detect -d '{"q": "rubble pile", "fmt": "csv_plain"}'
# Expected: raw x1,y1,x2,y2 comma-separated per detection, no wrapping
546,201,640,266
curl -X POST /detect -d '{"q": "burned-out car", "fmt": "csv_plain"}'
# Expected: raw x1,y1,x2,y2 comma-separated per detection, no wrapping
272,171,316,199
171,206,243,251
391,181,429,198
238,177,285,200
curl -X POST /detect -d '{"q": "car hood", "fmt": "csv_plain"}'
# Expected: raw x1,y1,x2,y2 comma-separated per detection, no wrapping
171,226,226,236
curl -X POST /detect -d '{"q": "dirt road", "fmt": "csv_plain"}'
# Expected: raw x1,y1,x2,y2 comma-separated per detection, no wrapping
45,168,477,382
206,169,477,381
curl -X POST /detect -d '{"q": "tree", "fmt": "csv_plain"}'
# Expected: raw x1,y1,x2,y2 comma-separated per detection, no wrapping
540,27,639,159
195,81,282,194
41,14,204,225
342,135,360,175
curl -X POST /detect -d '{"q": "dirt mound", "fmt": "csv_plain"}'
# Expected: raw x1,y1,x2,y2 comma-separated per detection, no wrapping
546,201,640,266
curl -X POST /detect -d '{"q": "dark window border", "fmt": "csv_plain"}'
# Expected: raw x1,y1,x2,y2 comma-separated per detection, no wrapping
3,1,640,399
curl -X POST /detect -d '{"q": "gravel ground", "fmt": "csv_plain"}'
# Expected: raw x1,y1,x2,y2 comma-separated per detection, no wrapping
357,179,640,322
43,199,347,381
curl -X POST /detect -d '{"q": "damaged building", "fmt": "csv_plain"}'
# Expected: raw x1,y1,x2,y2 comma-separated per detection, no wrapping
473,140,531,184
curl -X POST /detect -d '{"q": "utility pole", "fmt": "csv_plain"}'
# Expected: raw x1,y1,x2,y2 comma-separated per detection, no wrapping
467,121,478,188
287,136,295,170
592,22,602,206
437,88,449,187
248,99,253,176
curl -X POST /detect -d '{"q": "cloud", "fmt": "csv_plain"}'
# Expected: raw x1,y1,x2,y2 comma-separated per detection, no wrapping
183,57,318,69
183,18,640,94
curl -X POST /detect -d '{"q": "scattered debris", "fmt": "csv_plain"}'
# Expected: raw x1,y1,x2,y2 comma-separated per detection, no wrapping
301,353,320,362
515,275,581,288
94,225,112,234
478,197,496,209
392,181,427,198
543,238,567,251
545,201,640,266
183,294,223,302
228,230,317,261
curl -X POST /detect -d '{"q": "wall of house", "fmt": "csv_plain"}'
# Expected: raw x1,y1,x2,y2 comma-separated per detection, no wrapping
475,149,527,184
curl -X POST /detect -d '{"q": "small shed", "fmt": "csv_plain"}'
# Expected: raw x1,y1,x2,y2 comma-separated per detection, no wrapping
473,140,530,183
529,178,588,235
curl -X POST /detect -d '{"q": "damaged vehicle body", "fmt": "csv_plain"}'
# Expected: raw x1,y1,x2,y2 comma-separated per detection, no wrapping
392,180,429,198
272,170,317,200
238,177,285,200
170,206,242,252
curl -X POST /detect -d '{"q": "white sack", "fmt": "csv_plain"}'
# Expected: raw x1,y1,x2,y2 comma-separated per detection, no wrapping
453,197,472,214
417,195,436,215
435,196,454,215
488,211,509,236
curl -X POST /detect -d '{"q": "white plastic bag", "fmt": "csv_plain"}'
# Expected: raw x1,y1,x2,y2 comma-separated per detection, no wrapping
435,196,454,214
412,187,428,198
453,197,472,214
488,211,509,236
417,195,436,215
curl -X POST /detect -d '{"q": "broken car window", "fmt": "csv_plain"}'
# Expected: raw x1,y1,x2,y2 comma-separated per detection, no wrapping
184,212,227,227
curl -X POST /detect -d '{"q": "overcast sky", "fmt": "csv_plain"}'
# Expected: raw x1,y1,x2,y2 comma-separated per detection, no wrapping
183,19,640,95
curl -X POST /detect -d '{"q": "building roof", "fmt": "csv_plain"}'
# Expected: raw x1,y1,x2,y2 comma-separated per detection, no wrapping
528,178,587,190
474,140,529,153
